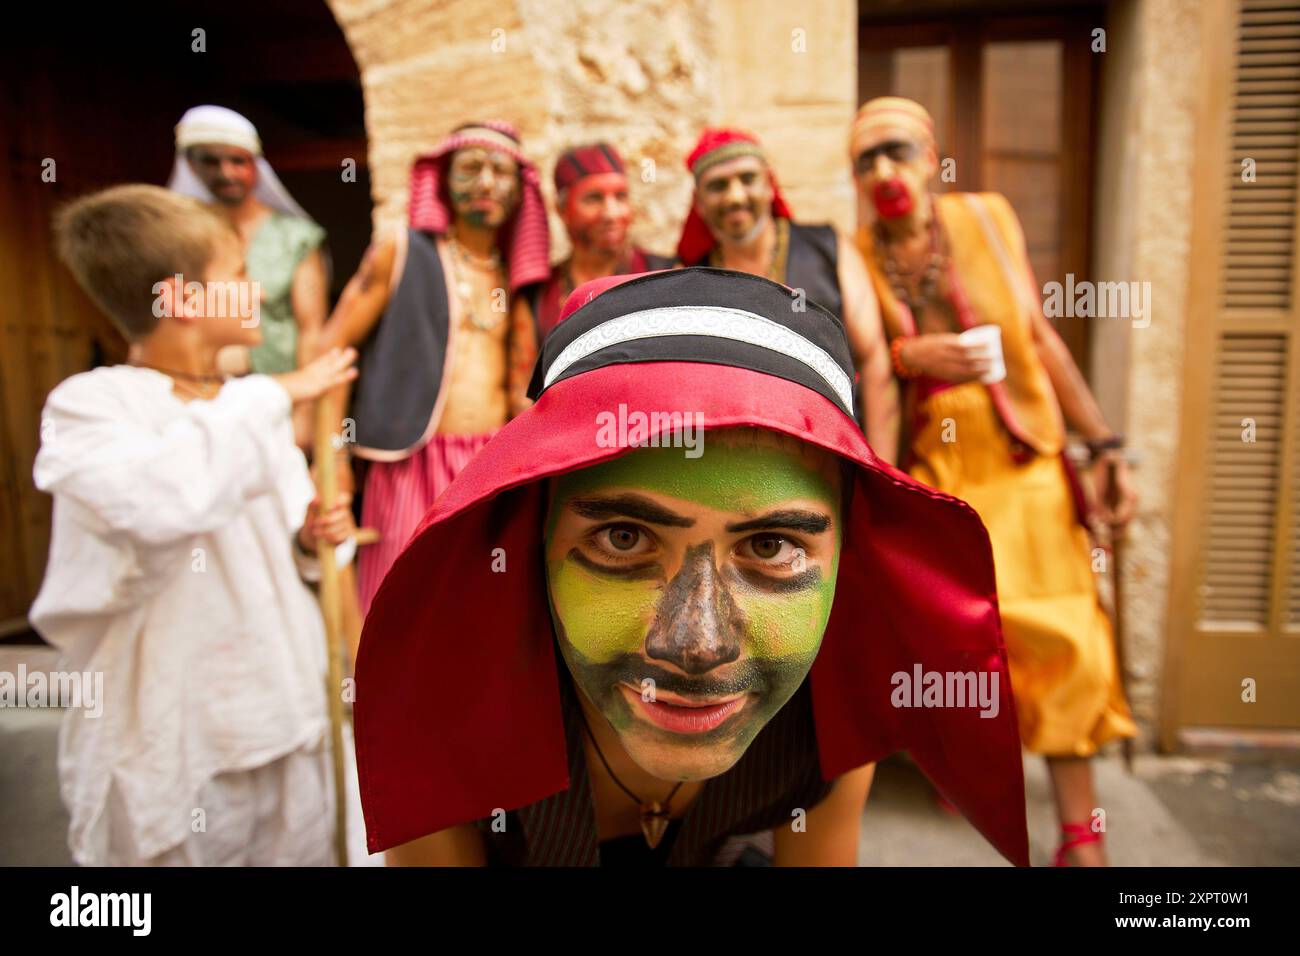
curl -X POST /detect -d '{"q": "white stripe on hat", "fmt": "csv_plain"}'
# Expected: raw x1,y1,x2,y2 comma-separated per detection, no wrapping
542,305,854,412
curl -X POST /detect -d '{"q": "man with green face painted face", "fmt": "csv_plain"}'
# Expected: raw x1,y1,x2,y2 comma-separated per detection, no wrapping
546,431,844,804
354,267,1031,867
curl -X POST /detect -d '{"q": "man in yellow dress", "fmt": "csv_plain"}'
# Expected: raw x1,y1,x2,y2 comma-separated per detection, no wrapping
849,96,1138,866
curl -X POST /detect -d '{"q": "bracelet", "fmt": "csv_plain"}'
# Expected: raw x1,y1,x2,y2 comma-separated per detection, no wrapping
890,336,919,379
1085,434,1125,463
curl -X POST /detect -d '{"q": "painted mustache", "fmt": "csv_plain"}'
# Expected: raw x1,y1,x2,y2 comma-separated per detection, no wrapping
604,654,772,702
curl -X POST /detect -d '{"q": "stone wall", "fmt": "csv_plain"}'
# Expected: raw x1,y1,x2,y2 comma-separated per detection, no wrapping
326,0,859,255
1091,0,1202,748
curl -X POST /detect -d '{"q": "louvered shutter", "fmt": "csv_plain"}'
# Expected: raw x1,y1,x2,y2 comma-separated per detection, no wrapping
1166,0,1300,741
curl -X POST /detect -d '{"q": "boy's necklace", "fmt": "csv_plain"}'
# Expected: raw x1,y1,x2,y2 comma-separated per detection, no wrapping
133,362,225,399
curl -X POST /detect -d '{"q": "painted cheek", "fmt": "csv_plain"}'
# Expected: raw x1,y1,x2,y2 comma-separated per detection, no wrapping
572,208,603,232
735,576,836,658
733,545,839,658
548,557,659,664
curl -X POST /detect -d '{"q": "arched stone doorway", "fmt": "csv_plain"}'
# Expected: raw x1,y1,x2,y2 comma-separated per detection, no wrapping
0,0,371,631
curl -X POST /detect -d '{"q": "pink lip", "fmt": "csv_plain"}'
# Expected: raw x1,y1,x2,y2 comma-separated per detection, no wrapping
619,684,747,734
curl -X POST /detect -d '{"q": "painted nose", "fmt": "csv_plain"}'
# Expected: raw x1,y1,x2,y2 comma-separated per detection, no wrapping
644,543,743,675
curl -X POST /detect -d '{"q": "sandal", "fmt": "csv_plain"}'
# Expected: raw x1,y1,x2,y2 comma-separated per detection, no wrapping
1053,821,1102,867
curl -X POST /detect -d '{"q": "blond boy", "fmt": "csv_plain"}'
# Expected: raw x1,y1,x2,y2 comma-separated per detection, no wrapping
31,185,358,865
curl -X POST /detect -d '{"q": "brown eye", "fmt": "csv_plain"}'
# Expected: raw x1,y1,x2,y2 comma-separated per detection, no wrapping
750,534,783,559
606,525,641,552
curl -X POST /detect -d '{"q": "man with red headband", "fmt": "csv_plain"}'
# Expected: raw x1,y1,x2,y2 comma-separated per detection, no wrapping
677,129,898,462
354,267,1029,867
533,143,674,338
850,96,1137,866
323,121,550,614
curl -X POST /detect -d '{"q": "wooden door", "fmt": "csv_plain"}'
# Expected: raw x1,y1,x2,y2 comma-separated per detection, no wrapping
858,7,1102,370
1163,0,1300,745
0,1,369,638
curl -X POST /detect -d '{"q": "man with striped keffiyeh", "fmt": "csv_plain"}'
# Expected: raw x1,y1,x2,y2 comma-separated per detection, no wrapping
321,121,551,617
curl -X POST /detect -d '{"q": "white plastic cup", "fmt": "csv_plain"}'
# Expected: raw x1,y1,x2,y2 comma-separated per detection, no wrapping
958,324,1006,384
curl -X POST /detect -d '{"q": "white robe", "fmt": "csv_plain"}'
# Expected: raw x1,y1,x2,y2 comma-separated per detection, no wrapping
30,366,344,864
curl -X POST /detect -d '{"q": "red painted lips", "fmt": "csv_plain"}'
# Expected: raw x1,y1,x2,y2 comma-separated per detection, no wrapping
620,684,748,734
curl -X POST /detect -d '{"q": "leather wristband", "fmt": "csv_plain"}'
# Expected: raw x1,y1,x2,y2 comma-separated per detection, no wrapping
1085,434,1125,463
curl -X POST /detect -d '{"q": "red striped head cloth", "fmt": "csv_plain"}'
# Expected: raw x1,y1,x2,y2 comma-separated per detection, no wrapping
407,120,551,293
553,142,626,195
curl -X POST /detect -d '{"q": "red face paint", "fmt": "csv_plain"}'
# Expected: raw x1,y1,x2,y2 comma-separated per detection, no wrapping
563,172,631,253
871,178,914,219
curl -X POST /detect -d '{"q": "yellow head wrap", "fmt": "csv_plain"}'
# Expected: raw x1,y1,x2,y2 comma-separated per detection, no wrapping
849,97,936,164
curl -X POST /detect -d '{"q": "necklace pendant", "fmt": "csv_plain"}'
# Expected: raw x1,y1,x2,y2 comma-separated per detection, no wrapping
639,801,671,849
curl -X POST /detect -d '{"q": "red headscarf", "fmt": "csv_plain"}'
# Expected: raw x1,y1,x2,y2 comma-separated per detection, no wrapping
355,268,1029,866
406,120,550,292
676,128,794,266
553,142,625,195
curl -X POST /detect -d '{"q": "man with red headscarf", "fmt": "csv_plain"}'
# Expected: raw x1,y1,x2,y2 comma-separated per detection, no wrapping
354,267,1029,867
677,128,898,462
533,143,674,338
322,121,550,614
849,96,1137,866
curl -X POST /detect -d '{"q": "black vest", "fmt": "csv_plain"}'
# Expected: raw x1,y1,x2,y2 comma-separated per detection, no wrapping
785,222,842,321
352,229,450,456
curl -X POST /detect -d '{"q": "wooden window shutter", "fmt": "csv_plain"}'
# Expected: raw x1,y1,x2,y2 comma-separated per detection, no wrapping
1289,401,1300,628
1199,332,1289,627
1165,0,1300,741
1199,0,1300,631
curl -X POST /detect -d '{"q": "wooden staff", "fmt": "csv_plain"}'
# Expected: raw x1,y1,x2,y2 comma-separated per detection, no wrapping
1107,458,1135,774
312,395,350,867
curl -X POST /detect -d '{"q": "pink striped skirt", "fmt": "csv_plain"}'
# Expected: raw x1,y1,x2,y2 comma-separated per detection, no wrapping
358,431,495,616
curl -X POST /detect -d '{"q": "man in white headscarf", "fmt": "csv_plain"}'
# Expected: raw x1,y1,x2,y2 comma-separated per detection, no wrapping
169,106,329,442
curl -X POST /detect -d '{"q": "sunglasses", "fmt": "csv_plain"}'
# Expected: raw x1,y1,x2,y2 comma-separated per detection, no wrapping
854,140,921,174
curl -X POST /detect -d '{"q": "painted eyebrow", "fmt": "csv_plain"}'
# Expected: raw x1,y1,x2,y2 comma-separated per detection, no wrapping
568,494,695,527
725,510,831,534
